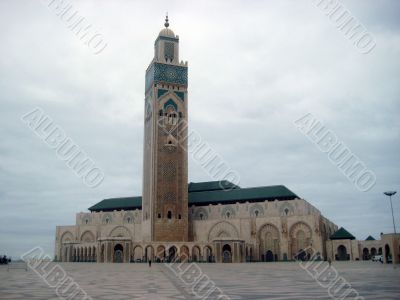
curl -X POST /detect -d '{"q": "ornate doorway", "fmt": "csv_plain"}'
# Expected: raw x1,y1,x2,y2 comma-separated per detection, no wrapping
265,250,274,262
114,244,124,263
222,244,232,263
337,245,348,261
168,246,177,262
295,249,307,261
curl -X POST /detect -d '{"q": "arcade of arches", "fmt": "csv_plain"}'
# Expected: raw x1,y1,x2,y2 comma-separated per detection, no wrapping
58,221,324,263
59,229,400,264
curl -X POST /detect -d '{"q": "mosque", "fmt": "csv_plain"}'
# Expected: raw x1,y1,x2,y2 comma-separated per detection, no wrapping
55,17,399,264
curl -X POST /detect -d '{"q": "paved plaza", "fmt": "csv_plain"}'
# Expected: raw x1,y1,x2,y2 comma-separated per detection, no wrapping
0,262,399,299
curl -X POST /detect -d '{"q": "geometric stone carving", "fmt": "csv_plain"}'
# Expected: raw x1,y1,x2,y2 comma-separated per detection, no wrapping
289,222,312,238
81,231,95,243
82,213,92,225
221,206,235,219
194,207,208,220
250,203,264,217
161,161,177,180
162,192,176,203
258,223,280,258
208,221,239,241
102,213,112,224
279,203,294,216
109,226,131,238
123,212,135,224
61,231,74,243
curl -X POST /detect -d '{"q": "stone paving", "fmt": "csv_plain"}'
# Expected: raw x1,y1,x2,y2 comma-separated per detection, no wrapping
0,261,399,299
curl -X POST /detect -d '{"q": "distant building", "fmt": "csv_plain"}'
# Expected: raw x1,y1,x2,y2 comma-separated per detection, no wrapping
326,229,399,264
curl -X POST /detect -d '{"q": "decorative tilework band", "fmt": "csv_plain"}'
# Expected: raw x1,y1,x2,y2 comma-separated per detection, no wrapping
146,62,188,91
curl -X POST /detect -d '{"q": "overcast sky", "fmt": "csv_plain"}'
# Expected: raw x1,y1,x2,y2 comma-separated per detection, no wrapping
1,0,399,258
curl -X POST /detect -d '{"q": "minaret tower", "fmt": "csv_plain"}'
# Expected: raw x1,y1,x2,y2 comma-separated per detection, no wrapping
142,15,189,242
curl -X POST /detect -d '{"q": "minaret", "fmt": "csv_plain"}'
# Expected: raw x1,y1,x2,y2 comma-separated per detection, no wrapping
142,15,189,242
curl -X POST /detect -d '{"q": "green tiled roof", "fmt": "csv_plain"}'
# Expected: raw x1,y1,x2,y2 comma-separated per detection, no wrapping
88,181,298,212
365,235,376,241
330,227,356,240
188,185,297,205
88,197,142,211
188,180,240,193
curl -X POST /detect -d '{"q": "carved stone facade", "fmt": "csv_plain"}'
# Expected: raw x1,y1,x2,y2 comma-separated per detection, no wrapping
55,198,339,263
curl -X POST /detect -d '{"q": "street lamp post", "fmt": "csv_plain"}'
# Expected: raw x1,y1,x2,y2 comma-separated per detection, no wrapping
384,191,397,234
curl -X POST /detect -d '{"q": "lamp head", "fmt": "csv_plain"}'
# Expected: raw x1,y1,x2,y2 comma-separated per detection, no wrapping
384,191,397,197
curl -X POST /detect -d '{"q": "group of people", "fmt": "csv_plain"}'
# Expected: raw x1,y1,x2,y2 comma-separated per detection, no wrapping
0,255,11,265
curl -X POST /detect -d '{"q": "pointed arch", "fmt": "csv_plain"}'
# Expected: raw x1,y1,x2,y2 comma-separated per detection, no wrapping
61,231,74,243
258,223,280,261
164,98,178,111
221,206,236,219
180,245,190,260
289,221,312,259
133,245,143,261
102,213,112,224
250,203,264,217
109,226,132,238
123,212,135,224
208,221,239,242
80,230,95,243
194,207,208,220
192,245,201,262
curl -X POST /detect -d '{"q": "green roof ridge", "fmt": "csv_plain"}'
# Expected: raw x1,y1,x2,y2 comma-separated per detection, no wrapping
88,183,298,212
330,227,356,240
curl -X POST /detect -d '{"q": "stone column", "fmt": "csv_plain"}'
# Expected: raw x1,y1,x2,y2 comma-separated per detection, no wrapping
215,243,221,263
125,242,130,263
97,243,101,263
69,245,73,262
106,242,112,263
233,242,238,263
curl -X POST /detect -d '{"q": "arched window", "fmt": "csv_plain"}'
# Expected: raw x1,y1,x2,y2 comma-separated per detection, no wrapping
102,214,112,225
200,213,204,220
226,212,231,219
254,210,259,217
167,211,172,219
158,213,161,219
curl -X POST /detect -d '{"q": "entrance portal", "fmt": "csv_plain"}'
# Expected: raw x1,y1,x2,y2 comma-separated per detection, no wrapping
168,246,177,262
337,245,349,261
114,244,124,263
295,249,307,261
222,244,232,263
265,250,274,262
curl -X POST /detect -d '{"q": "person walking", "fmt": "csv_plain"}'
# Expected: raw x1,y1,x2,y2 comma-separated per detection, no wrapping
148,259,152,268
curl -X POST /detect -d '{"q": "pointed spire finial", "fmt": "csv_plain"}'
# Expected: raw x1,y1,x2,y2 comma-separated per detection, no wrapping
165,13,169,28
